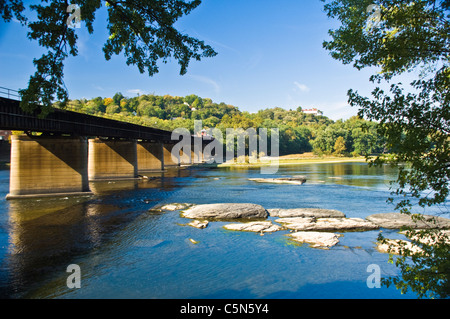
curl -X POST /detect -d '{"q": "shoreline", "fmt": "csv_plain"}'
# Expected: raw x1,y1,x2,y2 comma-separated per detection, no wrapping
217,155,370,168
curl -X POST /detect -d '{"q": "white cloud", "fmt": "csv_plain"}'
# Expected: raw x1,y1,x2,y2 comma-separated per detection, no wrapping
189,75,220,94
320,101,357,121
293,82,310,93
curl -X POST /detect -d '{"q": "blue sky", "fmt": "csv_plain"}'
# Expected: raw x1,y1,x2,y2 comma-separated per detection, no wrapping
0,0,380,120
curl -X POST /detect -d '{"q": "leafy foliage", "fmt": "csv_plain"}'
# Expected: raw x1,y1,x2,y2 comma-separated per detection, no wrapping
323,0,450,298
58,92,383,157
0,0,216,116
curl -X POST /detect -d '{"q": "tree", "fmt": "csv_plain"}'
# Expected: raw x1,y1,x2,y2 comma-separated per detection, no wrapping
323,0,450,298
0,0,217,116
113,92,124,105
333,136,346,156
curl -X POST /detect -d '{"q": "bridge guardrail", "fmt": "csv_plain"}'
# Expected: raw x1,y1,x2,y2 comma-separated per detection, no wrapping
0,87,20,100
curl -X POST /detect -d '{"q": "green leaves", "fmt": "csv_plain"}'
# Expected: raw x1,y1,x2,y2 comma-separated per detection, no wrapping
103,0,216,77
323,0,450,298
2,0,217,115
323,0,450,81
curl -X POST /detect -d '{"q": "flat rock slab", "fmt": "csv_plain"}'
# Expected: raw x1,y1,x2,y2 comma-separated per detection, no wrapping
187,220,209,229
149,203,193,212
275,217,379,231
181,203,268,220
268,208,345,218
287,231,341,248
402,229,450,245
249,176,307,185
376,239,424,255
366,213,450,229
224,221,283,233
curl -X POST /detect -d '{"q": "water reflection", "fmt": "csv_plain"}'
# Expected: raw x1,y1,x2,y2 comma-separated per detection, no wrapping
0,163,427,299
89,167,193,195
1,167,200,298
281,162,397,190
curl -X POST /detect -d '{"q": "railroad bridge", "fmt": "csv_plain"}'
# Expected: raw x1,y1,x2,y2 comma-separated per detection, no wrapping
0,89,212,199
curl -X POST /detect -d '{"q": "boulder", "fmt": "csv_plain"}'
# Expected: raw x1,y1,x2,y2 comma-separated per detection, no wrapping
376,239,424,255
249,175,307,185
366,213,450,229
150,203,193,212
401,229,450,245
224,221,283,233
275,217,379,231
268,208,345,218
188,238,199,245
187,220,209,229
287,231,341,248
181,203,268,220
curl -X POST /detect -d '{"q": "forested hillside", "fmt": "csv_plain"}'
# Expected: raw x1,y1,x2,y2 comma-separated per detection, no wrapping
57,93,384,156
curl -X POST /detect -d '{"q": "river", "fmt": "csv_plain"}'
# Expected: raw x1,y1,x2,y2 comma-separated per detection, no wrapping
0,162,445,299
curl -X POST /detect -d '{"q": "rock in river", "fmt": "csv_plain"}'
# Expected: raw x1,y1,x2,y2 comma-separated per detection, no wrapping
268,208,345,218
275,217,379,231
376,239,424,255
287,231,341,249
224,221,283,233
187,220,209,229
366,213,450,229
181,203,268,220
149,203,193,212
248,175,307,185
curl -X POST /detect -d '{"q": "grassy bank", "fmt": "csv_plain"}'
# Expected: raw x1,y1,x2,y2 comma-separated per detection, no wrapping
217,153,369,168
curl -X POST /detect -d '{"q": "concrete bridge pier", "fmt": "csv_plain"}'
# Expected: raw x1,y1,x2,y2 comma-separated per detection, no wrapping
137,141,164,173
162,143,180,167
88,138,138,180
191,141,203,164
7,135,91,199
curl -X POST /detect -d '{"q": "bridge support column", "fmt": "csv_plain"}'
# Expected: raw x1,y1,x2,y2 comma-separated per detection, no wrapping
180,146,192,165
137,141,164,172
162,143,180,167
7,135,91,199
190,142,202,164
88,138,138,180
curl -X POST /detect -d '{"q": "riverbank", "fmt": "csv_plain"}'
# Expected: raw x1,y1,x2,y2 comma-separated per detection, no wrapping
217,153,369,168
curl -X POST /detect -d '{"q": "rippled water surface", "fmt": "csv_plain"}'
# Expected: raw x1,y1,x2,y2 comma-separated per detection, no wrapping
0,162,446,299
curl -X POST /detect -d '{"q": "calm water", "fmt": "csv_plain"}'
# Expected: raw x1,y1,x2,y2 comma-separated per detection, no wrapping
0,162,446,299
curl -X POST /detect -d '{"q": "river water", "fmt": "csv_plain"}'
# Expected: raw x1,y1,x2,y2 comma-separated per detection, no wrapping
0,162,445,299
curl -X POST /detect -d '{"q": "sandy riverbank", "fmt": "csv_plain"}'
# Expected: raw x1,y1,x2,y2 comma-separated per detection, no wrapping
217,152,370,168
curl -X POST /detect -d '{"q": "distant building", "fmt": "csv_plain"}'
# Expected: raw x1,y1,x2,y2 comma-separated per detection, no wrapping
302,108,323,116
0,130,11,141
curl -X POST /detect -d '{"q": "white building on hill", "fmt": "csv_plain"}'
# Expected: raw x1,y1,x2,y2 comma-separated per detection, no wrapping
302,108,323,116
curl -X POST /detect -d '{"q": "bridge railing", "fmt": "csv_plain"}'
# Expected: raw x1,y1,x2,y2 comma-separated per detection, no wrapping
0,87,20,100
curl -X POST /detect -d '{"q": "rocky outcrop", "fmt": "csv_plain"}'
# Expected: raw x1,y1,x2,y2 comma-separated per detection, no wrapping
150,203,193,212
376,239,424,255
248,175,307,185
366,213,450,229
224,221,283,233
187,220,209,229
181,203,268,220
275,217,379,231
377,230,450,255
287,231,341,248
402,229,450,245
268,208,345,218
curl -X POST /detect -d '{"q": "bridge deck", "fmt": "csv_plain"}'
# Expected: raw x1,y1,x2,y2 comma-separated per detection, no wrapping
0,97,178,142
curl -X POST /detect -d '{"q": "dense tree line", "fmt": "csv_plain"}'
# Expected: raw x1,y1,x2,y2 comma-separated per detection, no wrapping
57,93,384,156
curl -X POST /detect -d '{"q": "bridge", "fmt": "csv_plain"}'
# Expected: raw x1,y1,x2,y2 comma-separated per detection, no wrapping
0,88,213,199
